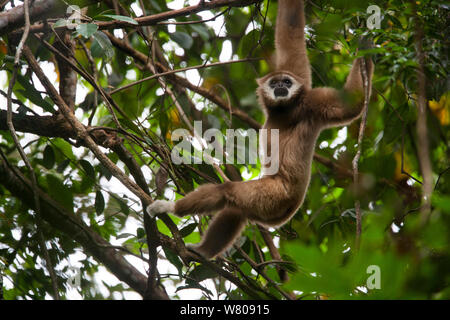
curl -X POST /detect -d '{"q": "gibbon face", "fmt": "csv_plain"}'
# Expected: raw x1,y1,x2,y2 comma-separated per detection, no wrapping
257,71,305,110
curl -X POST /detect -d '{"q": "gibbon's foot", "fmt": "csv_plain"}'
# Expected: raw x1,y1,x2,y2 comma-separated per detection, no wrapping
146,200,175,218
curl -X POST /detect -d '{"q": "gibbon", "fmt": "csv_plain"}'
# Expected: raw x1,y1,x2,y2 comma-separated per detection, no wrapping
147,0,374,259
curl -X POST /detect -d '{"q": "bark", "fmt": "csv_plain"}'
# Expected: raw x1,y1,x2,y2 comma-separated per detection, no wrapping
0,0,66,35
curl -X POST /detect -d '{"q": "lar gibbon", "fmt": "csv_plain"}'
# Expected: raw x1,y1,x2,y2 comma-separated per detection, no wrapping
147,0,374,259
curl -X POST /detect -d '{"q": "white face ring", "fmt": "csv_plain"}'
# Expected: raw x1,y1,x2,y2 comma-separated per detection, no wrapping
264,75,302,101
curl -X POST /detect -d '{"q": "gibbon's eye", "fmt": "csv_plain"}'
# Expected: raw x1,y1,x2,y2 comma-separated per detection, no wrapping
269,79,277,86
283,78,292,86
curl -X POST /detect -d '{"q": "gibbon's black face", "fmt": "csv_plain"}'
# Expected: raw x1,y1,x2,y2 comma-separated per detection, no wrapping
269,77,293,97
258,72,304,111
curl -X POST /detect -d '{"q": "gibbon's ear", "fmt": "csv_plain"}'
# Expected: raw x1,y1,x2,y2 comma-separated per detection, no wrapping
256,73,273,86
256,77,265,86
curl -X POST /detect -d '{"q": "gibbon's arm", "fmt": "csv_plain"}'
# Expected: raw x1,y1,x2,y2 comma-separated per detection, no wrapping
275,0,311,89
306,58,374,127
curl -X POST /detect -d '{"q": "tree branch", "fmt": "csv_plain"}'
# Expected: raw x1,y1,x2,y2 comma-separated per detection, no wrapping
0,159,149,297
14,0,263,34
351,57,372,250
0,0,66,35
22,45,153,206
412,1,433,223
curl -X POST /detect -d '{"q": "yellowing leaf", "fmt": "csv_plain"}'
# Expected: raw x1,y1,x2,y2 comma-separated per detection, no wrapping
169,108,181,126
202,77,220,91
0,40,7,54
394,151,413,181
429,92,450,125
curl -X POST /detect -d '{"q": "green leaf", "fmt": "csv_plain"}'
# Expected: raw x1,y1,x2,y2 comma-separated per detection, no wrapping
238,29,259,57
104,196,130,217
91,31,114,59
190,24,210,41
137,227,146,239
179,223,197,238
79,159,95,179
16,75,54,113
45,174,73,212
99,164,112,181
116,233,134,240
162,246,183,272
170,32,193,49
101,14,138,25
75,23,99,38
56,159,71,173
42,145,55,169
95,190,105,215
432,194,450,213
187,264,217,283
54,19,68,28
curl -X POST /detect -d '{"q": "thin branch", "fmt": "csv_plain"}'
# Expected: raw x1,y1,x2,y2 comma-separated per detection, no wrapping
110,58,260,95
156,8,230,25
78,39,99,126
34,33,126,127
22,45,152,206
258,226,289,282
352,57,371,251
0,159,149,297
401,125,422,184
434,166,450,191
104,31,263,130
233,245,294,300
158,233,264,299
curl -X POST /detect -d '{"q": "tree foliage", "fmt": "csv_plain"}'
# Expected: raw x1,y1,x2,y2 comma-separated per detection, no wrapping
0,0,449,300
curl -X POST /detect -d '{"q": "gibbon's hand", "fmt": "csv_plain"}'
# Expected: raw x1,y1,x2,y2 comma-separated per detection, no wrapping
146,200,175,218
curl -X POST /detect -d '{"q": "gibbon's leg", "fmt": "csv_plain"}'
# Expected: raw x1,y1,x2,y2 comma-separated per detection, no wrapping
174,183,228,217
275,0,311,88
147,183,227,218
188,207,247,259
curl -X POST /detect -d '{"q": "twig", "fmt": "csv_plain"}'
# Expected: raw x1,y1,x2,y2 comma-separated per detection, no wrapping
22,45,152,206
352,57,371,251
110,58,260,95
34,33,125,129
78,39,99,126
258,226,289,282
434,167,450,191
133,28,231,182
104,31,263,130
156,8,230,25
401,124,422,184
233,245,294,300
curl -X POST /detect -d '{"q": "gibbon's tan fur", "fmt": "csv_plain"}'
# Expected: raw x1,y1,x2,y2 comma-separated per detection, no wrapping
147,0,374,259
